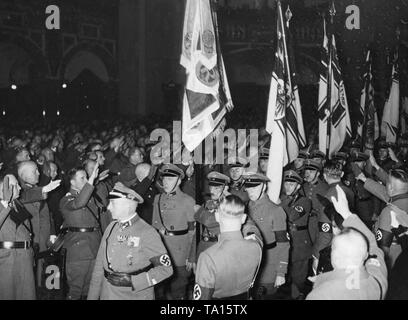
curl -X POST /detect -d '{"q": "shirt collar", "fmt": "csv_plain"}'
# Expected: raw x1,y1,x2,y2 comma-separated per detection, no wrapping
118,213,139,229
219,231,243,242
390,193,408,202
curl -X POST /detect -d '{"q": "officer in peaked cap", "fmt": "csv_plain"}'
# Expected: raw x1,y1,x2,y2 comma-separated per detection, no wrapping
281,170,312,299
310,150,326,162
193,171,261,260
152,163,196,299
332,152,348,167
303,159,329,247
243,172,290,299
88,187,173,300
258,148,269,175
228,161,250,203
293,150,309,174
350,151,369,163
375,139,396,172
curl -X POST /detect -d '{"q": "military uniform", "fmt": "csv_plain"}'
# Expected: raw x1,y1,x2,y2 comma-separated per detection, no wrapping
0,200,36,300
281,170,312,297
60,183,102,299
194,172,262,259
193,230,262,300
364,177,408,269
307,214,387,300
244,174,290,298
313,181,355,273
227,163,250,204
88,189,173,300
302,160,329,245
347,152,375,228
151,164,195,299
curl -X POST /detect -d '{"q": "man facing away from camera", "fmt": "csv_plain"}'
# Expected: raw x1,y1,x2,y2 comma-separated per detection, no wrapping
307,185,387,300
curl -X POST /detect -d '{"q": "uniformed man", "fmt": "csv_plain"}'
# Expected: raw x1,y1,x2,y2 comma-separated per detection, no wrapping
309,150,325,164
227,162,250,203
303,159,329,245
87,188,173,299
376,140,396,172
0,174,35,300
293,150,309,175
193,195,262,300
194,171,262,259
312,160,355,275
258,148,269,175
60,163,102,299
348,152,375,228
281,170,312,299
244,173,289,299
307,185,387,300
358,167,408,268
151,164,196,300
332,151,349,171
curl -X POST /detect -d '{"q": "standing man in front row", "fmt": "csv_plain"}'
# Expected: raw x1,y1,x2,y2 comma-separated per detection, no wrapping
152,164,196,300
88,188,173,300
244,173,290,299
193,195,262,300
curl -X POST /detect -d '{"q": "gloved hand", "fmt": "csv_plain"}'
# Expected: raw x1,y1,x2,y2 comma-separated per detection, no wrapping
106,272,132,287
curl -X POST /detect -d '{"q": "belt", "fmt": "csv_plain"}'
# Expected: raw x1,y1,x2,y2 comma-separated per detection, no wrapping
290,225,308,232
66,227,99,233
0,241,33,249
164,229,189,236
214,292,248,300
202,235,218,242
104,264,153,287
264,242,277,250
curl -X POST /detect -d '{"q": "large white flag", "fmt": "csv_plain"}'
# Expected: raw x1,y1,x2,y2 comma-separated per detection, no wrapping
381,61,400,143
181,0,233,152
266,3,305,203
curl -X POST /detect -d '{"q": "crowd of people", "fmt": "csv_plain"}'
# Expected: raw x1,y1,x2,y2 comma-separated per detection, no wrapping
1,117,408,300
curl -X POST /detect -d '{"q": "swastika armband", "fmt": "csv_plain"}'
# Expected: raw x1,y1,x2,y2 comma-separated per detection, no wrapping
375,229,393,247
193,283,214,300
150,254,172,267
318,222,332,233
275,230,290,242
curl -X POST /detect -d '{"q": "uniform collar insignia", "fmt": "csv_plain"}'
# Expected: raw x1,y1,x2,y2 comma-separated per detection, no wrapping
119,213,139,229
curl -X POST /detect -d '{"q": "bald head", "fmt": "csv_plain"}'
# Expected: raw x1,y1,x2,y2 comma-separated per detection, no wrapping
17,161,40,185
331,227,369,269
135,163,151,182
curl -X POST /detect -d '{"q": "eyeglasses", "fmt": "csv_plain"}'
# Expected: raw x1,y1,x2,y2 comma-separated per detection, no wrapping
390,169,408,183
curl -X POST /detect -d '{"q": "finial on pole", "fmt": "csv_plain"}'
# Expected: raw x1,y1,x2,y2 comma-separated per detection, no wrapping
329,1,336,23
285,5,292,27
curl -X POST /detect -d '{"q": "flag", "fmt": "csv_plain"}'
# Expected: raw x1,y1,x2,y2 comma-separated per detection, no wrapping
265,3,305,203
181,0,233,152
318,19,352,158
358,50,379,149
401,96,408,135
381,58,400,143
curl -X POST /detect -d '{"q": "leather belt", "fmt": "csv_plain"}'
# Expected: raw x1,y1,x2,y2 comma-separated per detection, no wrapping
104,264,153,287
290,225,308,232
164,229,189,236
202,235,218,242
214,292,248,300
0,241,33,249
66,227,99,233
265,242,277,250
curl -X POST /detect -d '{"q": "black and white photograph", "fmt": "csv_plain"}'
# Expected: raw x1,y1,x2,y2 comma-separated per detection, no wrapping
0,0,408,305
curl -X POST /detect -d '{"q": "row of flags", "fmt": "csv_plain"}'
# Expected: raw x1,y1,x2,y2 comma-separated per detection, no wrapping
180,0,404,203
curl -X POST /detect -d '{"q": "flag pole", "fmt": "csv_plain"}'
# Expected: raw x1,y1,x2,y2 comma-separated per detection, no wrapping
325,3,335,158
361,49,371,151
277,0,292,91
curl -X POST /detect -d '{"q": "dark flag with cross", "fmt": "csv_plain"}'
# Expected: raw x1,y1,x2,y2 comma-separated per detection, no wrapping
318,3,352,158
